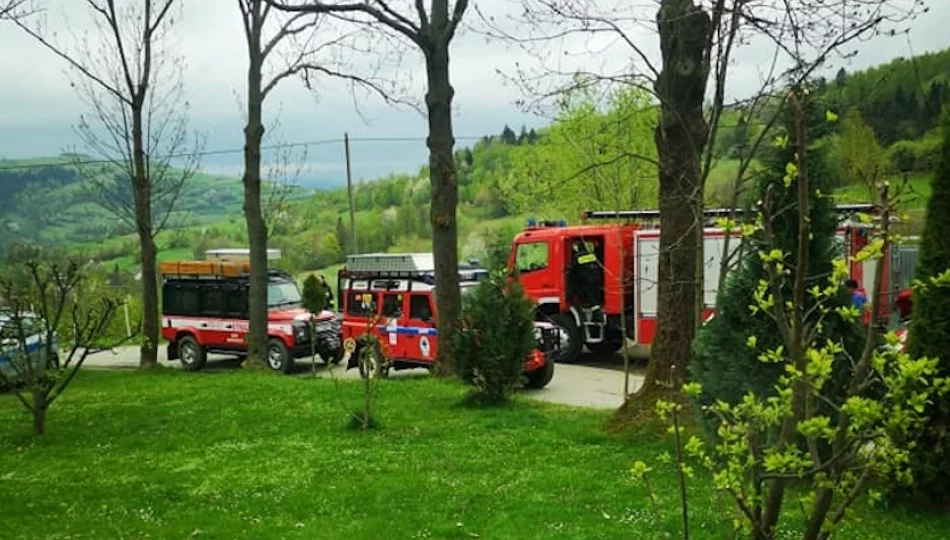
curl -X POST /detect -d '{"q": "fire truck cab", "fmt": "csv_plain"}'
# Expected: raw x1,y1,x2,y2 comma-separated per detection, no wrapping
160,249,342,373
510,206,919,364
337,253,559,388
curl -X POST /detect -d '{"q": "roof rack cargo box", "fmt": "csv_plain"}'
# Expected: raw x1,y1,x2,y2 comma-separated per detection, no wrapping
204,248,282,263
159,260,251,278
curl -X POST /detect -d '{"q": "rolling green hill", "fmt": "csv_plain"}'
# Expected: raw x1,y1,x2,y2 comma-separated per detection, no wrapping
0,155,312,250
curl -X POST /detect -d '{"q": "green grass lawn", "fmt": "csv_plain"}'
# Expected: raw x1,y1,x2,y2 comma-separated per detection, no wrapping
2,371,949,539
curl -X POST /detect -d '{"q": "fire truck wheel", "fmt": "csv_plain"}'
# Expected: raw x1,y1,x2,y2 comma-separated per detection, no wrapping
266,338,294,374
524,358,555,389
178,335,207,371
550,314,583,364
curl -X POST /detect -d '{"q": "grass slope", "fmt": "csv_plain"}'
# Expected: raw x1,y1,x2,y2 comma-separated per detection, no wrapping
2,370,949,539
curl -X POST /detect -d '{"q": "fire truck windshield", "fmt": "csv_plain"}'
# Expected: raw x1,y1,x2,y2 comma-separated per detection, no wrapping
267,281,302,309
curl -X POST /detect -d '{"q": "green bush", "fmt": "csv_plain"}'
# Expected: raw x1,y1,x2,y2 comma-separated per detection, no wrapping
452,270,537,404
692,96,865,419
906,108,950,499
300,274,327,314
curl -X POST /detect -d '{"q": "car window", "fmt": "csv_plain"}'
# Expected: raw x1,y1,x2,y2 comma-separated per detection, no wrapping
347,291,377,317
515,241,549,273
225,286,247,318
268,281,302,309
382,293,404,318
202,287,227,317
409,295,433,321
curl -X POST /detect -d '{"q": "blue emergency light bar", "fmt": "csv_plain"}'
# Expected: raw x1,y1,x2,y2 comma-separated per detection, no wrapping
526,218,568,228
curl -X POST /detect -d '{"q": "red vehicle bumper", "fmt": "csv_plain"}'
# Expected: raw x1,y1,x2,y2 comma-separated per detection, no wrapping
523,349,546,372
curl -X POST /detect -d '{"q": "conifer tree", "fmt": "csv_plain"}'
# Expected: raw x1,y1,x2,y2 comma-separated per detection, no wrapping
692,94,864,413
906,107,950,498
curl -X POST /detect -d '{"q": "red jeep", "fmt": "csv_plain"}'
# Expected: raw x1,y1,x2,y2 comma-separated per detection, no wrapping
160,251,341,373
337,253,559,388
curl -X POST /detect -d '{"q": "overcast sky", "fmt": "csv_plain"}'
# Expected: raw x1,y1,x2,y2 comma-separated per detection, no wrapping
1,0,948,189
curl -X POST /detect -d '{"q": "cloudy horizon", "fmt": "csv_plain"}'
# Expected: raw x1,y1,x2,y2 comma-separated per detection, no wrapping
2,0,948,189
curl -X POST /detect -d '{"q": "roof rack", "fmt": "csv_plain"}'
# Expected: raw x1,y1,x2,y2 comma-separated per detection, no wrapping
159,260,250,279
340,252,488,282
582,204,879,223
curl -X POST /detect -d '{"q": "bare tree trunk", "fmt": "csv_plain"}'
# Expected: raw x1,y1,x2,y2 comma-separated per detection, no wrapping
620,0,711,413
244,38,268,368
32,389,47,435
425,44,461,376
132,102,159,369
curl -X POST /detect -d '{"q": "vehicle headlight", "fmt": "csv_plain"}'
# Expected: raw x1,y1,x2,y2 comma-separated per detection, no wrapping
293,322,308,340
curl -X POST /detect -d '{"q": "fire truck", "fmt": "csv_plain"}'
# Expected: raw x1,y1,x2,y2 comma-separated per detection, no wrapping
337,253,560,387
160,249,342,373
509,205,919,364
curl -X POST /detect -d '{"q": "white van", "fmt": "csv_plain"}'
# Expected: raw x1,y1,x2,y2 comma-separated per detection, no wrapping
0,313,58,387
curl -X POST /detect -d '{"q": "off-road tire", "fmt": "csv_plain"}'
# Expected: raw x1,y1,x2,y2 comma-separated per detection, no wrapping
266,338,294,374
178,335,207,372
524,359,555,389
357,341,388,379
550,313,583,364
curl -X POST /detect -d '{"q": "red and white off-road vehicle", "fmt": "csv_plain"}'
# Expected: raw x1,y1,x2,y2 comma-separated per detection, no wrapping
337,253,560,388
160,249,342,373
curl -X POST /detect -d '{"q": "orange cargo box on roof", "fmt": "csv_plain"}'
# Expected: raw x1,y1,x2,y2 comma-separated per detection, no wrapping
159,260,250,277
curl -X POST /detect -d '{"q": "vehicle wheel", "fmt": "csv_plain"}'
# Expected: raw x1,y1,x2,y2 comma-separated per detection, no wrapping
550,313,583,364
524,359,555,389
357,341,387,379
266,338,294,374
179,335,207,372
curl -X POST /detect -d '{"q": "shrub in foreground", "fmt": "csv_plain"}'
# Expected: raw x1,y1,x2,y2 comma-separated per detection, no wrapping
452,270,536,404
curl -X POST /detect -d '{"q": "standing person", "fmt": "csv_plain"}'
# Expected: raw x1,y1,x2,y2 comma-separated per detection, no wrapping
845,279,867,309
567,238,604,323
318,275,334,311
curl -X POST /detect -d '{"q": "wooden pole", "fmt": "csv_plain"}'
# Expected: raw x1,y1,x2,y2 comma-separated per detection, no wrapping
344,132,358,254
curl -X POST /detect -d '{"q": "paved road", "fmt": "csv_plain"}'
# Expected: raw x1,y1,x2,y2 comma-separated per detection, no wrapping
81,347,644,409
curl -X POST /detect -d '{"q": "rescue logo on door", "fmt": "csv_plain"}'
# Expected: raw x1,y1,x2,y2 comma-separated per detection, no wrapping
419,336,431,358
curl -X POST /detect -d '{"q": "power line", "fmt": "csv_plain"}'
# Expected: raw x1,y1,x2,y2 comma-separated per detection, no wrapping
0,135,490,172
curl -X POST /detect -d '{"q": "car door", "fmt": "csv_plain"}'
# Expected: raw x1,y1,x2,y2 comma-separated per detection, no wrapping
403,293,437,363
380,292,406,359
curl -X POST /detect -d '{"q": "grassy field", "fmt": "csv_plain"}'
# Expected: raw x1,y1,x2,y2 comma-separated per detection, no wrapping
1,370,949,539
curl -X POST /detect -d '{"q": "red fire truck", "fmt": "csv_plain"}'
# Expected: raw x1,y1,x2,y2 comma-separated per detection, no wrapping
337,253,559,387
160,249,342,373
509,205,918,364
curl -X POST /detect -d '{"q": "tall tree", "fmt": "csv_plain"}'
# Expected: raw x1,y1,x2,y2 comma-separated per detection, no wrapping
500,84,659,218
267,0,470,375
834,108,889,190
238,1,391,365
11,0,199,369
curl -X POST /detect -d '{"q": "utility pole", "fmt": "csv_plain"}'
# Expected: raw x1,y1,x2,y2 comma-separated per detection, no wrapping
344,132,358,254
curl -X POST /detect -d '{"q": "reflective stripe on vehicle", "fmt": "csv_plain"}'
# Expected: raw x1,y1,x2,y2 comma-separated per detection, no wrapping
375,325,438,336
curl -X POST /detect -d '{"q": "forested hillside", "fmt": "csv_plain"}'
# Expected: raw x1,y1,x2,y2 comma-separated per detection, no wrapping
2,47,948,275
0,156,312,252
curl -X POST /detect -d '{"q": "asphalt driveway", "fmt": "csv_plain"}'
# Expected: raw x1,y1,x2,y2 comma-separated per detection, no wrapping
79,346,644,409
